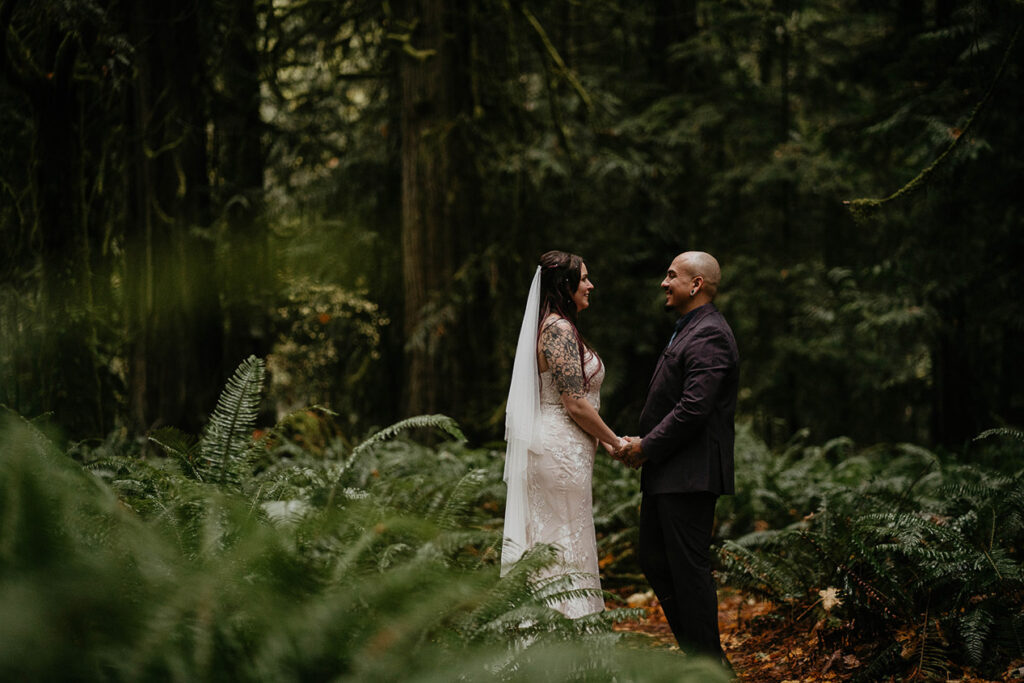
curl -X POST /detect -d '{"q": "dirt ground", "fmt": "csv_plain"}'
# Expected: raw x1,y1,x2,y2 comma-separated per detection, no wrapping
608,588,1019,682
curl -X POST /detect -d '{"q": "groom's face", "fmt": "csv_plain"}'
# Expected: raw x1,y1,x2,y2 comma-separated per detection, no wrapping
661,257,692,312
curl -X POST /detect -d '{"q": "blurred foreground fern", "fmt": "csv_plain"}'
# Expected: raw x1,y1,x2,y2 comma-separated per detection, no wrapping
0,359,729,681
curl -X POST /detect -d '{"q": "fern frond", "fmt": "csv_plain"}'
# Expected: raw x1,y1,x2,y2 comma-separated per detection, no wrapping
148,427,202,479
321,415,467,507
435,469,489,530
259,404,340,451
349,414,465,461
462,544,561,629
82,454,145,479
897,615,950,682
0,406,58,457
974,427,1024,443
718,539,804,600
531,570,605,608
799,529,899,618
960,607,993,666
854,640,901,683
199,355,265,485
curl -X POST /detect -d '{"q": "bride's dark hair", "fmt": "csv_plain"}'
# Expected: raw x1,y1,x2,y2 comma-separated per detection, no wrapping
537,250,602,389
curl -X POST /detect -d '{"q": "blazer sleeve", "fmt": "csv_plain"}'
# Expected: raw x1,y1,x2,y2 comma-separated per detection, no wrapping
640,324,735,464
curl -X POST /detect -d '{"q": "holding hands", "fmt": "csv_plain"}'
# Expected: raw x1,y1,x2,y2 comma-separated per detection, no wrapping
611,435,645,469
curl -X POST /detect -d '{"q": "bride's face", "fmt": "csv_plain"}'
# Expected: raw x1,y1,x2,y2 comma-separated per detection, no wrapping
572,263,593,312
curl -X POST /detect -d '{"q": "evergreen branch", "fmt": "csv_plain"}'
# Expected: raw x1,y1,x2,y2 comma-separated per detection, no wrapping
844,22,1022,218
143,130,189,160
519,5,593,114
0,0,37,94
384,19,436,62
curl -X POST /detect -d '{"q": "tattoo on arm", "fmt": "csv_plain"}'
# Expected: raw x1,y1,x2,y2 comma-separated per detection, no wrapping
540,320,585,400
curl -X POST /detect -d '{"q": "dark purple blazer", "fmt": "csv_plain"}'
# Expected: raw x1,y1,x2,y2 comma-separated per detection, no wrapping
638,303,739,495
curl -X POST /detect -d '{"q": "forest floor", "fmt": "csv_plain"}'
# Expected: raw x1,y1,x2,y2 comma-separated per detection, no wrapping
608,587,1017,682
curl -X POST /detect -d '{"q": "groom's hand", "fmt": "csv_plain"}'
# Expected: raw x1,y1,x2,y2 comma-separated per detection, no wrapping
610,437,628,461
611,437,646,469
618,436,646,469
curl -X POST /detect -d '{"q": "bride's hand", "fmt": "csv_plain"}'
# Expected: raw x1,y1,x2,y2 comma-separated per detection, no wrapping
603,437,628,457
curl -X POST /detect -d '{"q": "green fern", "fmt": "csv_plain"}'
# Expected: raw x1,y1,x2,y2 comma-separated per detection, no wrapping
148,426,201,479
975,427,1024,443
2,385,732,681
349,414,466,460
198,355,265,485
898,614,951,682
719,536,807,601
853,640,901,682
323,415,469,508
716,426,1024,680
959,607,994,666
435,468,490,531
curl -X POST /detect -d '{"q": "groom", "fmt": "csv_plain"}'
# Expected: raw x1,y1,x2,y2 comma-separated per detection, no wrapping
616,251,739,662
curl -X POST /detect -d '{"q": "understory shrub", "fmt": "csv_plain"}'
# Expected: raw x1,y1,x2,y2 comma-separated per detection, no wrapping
717,428,1024,680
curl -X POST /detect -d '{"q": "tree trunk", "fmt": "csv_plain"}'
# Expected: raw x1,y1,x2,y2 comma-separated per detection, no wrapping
218,0,269,370
396,0,466,416
124,0,223,434
0,1,106,437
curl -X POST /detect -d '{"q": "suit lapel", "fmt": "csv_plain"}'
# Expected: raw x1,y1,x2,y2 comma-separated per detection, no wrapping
669,304,716,351
647,304,718,392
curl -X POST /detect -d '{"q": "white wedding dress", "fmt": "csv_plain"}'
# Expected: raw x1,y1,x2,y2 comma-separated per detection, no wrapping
525,349,606,617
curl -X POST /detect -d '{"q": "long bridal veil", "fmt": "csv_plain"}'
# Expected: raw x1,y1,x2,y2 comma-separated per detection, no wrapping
501,265,544,575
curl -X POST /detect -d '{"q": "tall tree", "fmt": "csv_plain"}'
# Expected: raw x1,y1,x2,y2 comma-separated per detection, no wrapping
123,0,223,433
393,0,470,416
0,0,108,436
215,0,269,369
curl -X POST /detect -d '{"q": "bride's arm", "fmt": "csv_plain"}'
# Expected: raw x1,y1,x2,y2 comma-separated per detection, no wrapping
540,319,624,448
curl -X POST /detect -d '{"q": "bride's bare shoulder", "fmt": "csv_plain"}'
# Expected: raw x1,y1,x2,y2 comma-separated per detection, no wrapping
537,315,573,373
540,314,571,333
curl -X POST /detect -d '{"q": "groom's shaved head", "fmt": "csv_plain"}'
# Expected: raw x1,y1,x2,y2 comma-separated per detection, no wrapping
675,251,721,298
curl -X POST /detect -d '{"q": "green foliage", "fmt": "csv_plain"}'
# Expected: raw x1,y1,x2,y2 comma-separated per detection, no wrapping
0,369,730,681
266,279,392,434
348,414,466,459
716,429,1024,679
147,355,265,486
4,0,1023,448
201,355,266,484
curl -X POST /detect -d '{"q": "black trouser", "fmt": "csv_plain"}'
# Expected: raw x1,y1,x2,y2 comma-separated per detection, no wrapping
639,491,722,658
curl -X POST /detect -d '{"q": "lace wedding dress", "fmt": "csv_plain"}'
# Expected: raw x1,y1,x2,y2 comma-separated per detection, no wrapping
526,349,606,617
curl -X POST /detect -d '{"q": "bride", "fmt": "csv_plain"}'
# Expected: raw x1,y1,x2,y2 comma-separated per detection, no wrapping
501,250,627,617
